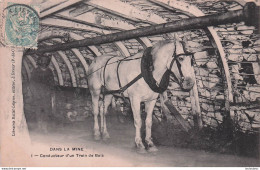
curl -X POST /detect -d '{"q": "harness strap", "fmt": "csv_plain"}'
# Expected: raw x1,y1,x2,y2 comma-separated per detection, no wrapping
169,42,187,85
103,74,142,95
103,56,142,95
116,60,123,89
116,59,127,101
103,56,117,88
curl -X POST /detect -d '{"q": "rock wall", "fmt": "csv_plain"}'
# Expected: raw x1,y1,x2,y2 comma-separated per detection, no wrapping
216,22,260,131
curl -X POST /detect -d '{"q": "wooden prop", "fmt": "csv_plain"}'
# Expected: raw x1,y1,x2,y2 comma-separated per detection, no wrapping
164,100,192,132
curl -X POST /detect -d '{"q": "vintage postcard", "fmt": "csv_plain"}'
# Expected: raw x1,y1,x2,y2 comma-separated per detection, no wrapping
0,0,259,167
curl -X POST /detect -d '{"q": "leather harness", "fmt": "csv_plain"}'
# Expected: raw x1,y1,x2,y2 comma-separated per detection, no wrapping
102,43,193,96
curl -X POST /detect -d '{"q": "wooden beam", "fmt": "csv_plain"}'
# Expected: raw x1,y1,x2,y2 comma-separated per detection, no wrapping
189,67,203,129
40,23,100,34
137,37,153,48
88,46,101,57
28,3,257,54
205,30,235,118
51,56,64,86
22,60,31,80
149,0,193,18
58,8,136,30
40,0,68,13
38,30,66,42
26,55,37,68
53,14,120,31
84,1,149,23
71,48,89,76
69,5,95,17
41,18,105,34
114,42,130,57
40,0,82,18
164,100,192,132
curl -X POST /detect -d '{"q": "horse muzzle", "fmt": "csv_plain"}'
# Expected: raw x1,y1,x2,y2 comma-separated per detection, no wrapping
181,77,195,90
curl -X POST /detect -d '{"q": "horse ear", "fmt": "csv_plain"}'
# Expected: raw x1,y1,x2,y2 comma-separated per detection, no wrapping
174,33,183,50
174,33,181,42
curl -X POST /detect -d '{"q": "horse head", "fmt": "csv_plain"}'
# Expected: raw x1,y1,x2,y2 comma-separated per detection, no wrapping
166,39,195,91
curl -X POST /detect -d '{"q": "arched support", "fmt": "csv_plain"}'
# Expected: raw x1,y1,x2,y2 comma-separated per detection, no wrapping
57,51,77,87
22,60,31,80
114,42,130,57
137,37,153,48
51,56,64,86
26,55,37,68
88,46,102,57
71,48,89,76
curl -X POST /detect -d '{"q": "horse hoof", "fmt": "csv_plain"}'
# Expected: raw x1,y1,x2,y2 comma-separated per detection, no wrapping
136,147,147,154
102,134,110,141
135,143,147,154
94,135,101,141
147,146,158,152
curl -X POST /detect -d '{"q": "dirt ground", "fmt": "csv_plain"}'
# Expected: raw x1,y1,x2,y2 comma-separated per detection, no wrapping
27,111,260,167
23,87,259,166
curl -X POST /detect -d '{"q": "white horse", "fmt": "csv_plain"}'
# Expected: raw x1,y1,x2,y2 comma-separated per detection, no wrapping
87,39,195,153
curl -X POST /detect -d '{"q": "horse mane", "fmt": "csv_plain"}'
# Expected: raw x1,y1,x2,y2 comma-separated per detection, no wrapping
150,40,172,57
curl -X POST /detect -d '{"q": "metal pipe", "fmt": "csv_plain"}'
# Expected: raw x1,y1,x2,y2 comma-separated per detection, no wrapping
28,2,258,55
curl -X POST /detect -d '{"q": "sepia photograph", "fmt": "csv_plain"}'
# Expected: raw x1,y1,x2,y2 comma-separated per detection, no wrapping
0,0,259,167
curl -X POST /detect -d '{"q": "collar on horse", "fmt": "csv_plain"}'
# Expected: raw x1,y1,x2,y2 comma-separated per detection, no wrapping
141,47,170,93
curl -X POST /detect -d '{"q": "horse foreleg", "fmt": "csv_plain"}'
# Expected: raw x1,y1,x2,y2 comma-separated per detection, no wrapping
100,94,113,140
145,99,158,152
129,96,146,153
91,92,101,141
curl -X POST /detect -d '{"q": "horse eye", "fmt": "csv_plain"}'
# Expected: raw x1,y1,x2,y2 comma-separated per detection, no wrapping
178,56,184,62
